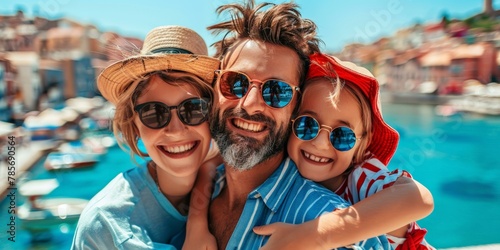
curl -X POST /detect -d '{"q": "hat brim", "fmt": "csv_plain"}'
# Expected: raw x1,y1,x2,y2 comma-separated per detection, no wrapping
98,54,220,104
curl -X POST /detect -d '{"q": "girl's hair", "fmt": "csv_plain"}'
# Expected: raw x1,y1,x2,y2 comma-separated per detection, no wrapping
305,75,373,169
208,0,320,87
112,71,214,162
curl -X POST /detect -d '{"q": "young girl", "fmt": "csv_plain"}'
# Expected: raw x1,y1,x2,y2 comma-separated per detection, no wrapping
253,53,435,249
70,25,220,249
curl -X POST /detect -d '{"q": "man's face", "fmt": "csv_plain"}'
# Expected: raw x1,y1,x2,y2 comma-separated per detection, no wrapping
210,39,301,171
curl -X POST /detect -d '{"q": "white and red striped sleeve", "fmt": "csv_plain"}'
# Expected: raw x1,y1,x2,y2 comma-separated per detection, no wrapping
335,157,407,204
334,157,435,250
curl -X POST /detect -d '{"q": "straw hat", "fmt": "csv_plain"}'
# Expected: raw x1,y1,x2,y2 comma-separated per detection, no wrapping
306,53,399,165
98,25,220,104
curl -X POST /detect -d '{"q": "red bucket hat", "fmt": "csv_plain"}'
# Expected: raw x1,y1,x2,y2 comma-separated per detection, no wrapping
306,53,399,165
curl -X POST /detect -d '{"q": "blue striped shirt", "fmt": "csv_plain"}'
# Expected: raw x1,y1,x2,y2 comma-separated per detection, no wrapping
212,157,391,250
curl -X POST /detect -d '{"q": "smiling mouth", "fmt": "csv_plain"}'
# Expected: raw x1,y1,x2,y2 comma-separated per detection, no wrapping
232,118,265,132
161,142,197,154
303,150,332,163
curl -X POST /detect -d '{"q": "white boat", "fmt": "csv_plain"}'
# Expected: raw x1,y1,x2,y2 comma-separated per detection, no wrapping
450,84,500,116
17,179,89,239
44,152,99,171
450,95,500,115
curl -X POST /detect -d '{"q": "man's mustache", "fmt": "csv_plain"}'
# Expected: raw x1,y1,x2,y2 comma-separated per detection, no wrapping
222,107,276,128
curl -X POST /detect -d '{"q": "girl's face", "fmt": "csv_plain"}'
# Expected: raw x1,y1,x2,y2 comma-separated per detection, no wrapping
134,75,211,178
287,80,364,191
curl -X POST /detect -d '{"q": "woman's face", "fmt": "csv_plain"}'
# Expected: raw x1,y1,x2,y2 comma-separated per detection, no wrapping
287,80,364,190
134,75,211,178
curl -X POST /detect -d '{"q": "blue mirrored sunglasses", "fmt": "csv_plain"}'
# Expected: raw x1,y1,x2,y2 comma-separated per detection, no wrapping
292,115,363,151
216,70,299,108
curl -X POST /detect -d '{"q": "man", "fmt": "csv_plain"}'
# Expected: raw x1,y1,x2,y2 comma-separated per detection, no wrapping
206,1,390,249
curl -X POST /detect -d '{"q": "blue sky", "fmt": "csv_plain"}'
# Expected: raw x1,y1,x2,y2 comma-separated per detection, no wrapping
0,0,496,53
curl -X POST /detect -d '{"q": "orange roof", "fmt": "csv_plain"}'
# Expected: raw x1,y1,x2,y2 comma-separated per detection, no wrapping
424,22,445,32
376,50,396,62
393,50,421,65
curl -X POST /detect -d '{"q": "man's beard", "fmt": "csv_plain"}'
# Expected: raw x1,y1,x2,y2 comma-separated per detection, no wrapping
209,107,290,171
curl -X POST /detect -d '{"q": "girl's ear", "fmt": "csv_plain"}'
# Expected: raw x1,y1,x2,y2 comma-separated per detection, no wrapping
352,138,369,166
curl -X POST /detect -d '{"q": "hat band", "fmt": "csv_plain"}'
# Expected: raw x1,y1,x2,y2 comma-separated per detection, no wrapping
150,47,193,55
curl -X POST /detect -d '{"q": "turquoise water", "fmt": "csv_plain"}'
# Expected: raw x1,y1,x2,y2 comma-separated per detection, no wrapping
382,104,500,249
1,103,499,249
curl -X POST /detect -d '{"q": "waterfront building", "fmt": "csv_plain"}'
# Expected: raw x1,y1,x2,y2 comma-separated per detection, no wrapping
420,49,452,94
39,59,64,109
374,49,396,89
4,51,41,111
449,43,496,85
0,56,16,122
392,49,423,92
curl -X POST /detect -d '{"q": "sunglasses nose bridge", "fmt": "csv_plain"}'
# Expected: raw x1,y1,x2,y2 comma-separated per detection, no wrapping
163,108,188,131
248,82,262,92
319,125,333,134
248,78,264,86
241,85,267,113
310,127,334,150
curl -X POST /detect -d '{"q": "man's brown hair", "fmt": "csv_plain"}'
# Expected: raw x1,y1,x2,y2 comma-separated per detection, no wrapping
208,0,321,86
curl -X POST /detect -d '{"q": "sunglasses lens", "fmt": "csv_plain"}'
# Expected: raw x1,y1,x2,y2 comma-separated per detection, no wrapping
330,127,357,151
293,116,319,140
262,80,294,108
220,71,249,99
178,98,210,125
138,103,170,129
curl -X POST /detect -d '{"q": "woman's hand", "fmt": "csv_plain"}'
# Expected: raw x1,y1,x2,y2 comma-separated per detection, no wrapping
182,220,218,250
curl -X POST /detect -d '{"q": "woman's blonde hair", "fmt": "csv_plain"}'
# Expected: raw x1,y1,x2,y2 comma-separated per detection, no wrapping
112,71,214,163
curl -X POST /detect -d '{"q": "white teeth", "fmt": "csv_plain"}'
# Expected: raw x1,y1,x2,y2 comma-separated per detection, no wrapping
165,142,195,154
304,151,330,163
234,119,264,132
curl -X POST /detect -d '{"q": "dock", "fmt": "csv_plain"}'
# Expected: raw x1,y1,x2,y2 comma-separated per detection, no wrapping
0,140,59,199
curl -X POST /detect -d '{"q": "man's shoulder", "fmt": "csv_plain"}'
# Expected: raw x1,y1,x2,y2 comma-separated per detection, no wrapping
269,165,349,225
278,159,351,212
288,174,350,206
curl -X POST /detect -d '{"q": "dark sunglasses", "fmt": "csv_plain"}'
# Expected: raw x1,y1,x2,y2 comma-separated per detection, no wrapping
216,70,300,108
134,98,210,129
292,115,363,151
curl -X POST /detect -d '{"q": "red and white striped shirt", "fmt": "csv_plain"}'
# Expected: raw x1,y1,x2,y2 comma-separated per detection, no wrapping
334,157,435,250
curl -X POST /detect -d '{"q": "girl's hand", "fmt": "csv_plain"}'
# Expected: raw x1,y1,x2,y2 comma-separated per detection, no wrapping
253,222,327,250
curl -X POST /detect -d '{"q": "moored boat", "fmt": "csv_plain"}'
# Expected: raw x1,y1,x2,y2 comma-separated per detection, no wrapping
17,179,89,240
44,152,99,170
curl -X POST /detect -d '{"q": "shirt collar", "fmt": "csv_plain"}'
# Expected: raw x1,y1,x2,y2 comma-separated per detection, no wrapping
213,157,299,213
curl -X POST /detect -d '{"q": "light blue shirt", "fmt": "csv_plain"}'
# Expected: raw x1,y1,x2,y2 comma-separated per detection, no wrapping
212,157,392,250
71,164,185,250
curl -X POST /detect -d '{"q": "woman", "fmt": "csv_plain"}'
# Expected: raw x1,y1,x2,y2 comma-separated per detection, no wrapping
71,25,220,249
